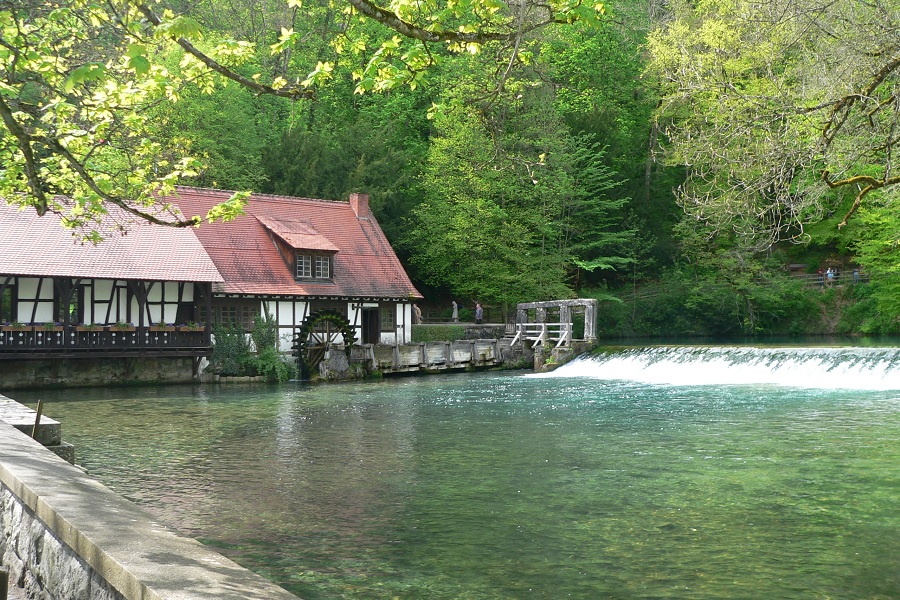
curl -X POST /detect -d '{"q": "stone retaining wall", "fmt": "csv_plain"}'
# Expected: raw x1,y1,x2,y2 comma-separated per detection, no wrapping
0,420,299,600
0,357,197,390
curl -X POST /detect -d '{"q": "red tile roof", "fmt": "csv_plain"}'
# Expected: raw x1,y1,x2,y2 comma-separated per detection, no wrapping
172,187,422,299
255,215,339,252
0,202,223,283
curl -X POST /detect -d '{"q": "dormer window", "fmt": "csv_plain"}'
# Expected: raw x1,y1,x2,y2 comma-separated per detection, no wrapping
256,215,340,284
296,253,332,280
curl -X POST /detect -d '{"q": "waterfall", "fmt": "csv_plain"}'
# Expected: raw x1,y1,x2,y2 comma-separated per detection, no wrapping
531,345,900,390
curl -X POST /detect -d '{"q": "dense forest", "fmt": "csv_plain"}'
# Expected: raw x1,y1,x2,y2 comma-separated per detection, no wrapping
4,0,900,336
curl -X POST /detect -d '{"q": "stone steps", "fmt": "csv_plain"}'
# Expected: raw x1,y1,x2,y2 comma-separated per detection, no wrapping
0,395,74,463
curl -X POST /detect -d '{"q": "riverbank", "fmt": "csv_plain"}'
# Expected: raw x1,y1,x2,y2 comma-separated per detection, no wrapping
0,397,300,600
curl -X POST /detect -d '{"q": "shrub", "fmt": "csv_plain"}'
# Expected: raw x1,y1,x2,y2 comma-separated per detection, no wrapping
211,323,251,376
412,324,467,342
253,348,295,382
251,309,279,352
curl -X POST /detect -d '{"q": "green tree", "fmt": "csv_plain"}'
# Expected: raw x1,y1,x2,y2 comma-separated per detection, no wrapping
848,193,900,331
404,78,633,306
0,0,605,237
156,80,275,191
405,99,556,307
646,0,900,247
260,76,432,241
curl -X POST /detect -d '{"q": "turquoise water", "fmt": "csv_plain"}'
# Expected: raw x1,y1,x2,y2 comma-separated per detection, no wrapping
15,346,900,599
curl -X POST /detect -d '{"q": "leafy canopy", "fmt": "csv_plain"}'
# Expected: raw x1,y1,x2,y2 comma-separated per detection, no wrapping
0,0,604,237
647,0,900,248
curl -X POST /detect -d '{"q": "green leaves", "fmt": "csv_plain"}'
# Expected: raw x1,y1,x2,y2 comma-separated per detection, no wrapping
647,0,900,246
0,0,608,242
205,191,249,223
153,15,203,40
63,63,107,93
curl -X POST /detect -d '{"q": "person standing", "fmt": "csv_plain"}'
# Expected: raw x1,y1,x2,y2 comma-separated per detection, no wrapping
475,302,483,324
451,301,459,323
413,304,423,324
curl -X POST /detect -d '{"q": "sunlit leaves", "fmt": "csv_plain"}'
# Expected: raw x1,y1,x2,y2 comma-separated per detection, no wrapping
270,27,299,54
0,0,606,239
646,0,900,247
153,15,203,40
205,191,249,223
62,63,106,93
302,62,334,87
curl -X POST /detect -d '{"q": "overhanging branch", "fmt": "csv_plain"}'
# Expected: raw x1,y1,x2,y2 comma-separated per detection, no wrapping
0,96,49,214
136,4,315,100
42,135,200,228
343,0,567,44
823,170,900,228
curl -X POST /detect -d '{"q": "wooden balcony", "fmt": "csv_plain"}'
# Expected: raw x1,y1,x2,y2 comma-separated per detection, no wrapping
0,325,212,360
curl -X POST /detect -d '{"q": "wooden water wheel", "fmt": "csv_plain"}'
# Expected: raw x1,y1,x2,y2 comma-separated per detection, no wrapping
292,310,357,379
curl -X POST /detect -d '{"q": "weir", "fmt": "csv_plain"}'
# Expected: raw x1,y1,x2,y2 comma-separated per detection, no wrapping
537,344,900,389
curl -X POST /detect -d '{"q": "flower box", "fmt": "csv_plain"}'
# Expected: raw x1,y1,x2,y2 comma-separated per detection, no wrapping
1,325,33,332
111,325,136,332
149,325,175,332
178,325,205,332
41,326,64,332
75,325,103,332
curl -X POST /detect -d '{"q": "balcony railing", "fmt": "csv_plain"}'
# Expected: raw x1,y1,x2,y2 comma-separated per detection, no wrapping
0,325,210,357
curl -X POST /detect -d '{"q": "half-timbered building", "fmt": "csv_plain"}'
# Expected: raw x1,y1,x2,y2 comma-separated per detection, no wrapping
0,201,223,385
173,187,422,354
0,187,421,386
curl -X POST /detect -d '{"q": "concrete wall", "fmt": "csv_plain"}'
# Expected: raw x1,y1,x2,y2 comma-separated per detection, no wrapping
0,420,299,600
0,357,197,390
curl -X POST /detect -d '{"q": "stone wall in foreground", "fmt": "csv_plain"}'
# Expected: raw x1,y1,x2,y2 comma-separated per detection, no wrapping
1,486,122,599
0,419,299,600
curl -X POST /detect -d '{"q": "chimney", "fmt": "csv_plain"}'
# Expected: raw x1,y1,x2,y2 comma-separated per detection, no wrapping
349,192,369,218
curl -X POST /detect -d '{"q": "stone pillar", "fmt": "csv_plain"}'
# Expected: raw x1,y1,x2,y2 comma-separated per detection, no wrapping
559,305,571,336
583,299,598,341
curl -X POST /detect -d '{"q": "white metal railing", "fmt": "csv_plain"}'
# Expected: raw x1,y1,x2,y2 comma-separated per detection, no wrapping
510,322,572,349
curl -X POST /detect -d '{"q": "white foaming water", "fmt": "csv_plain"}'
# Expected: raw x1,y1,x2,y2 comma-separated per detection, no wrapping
531,346,900,390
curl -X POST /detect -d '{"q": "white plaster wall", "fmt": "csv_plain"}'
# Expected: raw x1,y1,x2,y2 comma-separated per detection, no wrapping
139,282,185,325
397,302,412,344
129,292,142,325
89,280,113,324
273,300,307,352
348,302,377,345
15,277,54,324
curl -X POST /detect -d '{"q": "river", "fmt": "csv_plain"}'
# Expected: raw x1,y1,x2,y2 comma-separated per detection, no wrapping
13,344,900,598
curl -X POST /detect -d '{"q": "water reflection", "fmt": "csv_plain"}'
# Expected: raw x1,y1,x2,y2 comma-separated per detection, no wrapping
13,368,900,599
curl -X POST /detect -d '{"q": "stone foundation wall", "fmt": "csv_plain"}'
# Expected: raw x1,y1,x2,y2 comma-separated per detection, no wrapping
0,422,299,600
1,486,123,600
0,357,197,390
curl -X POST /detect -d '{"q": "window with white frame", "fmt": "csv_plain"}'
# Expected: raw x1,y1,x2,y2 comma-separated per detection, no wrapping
296,253,333,281
296,255,312,278
315,255,330,279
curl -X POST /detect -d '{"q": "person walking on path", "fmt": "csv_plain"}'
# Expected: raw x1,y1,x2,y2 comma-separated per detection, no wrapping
475,302,483,324
451,301,459,323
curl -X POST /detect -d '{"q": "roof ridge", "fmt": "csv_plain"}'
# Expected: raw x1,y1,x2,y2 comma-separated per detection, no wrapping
175,185,349,206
